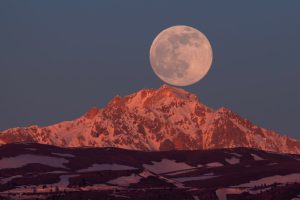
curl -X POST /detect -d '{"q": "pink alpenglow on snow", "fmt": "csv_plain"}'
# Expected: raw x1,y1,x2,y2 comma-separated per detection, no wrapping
1,85,300,154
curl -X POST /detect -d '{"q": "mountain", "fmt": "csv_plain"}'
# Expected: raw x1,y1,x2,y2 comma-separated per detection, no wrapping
1,143,300,200
1,84,300,153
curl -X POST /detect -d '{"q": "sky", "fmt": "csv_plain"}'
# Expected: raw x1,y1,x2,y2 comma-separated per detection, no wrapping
1,1,300,138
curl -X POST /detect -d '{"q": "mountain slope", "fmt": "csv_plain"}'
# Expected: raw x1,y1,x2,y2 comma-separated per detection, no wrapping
1,143,300,200
1,84,300,153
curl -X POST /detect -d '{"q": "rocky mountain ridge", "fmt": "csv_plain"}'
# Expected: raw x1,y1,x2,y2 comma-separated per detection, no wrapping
1,84,300,153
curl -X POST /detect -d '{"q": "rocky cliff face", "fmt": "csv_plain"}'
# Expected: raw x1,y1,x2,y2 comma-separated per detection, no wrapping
1,84,300,153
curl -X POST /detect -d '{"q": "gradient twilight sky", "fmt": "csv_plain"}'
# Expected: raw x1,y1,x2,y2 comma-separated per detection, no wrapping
1,1,300,138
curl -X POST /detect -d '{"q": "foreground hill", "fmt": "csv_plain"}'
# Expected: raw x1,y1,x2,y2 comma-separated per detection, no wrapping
1,85,300,153
0,143,300,200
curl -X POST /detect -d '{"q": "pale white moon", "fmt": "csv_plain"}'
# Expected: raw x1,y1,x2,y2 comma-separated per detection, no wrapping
149,25,213,86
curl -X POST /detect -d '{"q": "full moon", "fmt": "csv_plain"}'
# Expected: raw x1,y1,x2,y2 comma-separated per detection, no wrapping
149,25,213,86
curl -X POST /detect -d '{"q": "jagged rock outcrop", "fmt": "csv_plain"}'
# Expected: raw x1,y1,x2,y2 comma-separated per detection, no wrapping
1,85,300,153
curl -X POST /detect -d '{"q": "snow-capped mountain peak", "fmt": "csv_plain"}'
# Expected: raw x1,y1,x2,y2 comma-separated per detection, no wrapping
1,85,300,154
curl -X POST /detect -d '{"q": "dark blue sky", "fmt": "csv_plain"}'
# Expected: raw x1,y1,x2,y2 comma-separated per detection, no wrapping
1,1,300,138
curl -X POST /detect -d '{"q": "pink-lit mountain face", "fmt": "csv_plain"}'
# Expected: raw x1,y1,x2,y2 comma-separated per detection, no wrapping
1,85,300,153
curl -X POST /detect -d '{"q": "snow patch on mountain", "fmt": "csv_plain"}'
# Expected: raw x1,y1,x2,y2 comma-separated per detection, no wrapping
236,173,300,187
206,162,224,168
251,153,264,161
51,152,75,158
0,154,68,169
225,157,240,165
143,159,194,174
107,173,141,187
77,163,137,172
174,174,218,182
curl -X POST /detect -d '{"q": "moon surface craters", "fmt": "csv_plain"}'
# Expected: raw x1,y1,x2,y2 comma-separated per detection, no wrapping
149,25,213,86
